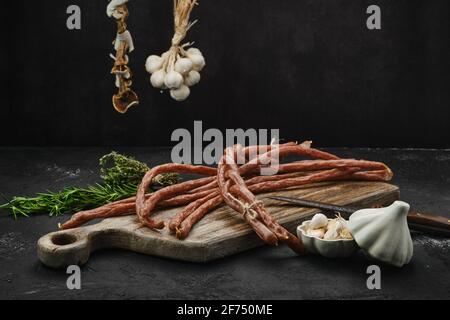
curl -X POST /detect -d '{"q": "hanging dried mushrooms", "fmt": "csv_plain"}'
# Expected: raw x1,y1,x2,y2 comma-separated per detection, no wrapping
107,0,139,113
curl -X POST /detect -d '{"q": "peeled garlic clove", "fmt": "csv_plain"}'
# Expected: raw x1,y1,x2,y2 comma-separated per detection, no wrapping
174,58,193,74
323,218,345,240
335,220,345,232
187,54,205,71
326,219,337,231
187,47,202,56
309,213,328,230
307,228,325,239
323,228,339,240
164,71,184,89
150,69,166,88
170,85,190,101
184,70,201,86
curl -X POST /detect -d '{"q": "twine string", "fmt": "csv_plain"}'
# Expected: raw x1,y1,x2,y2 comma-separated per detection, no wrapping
227,193,262,221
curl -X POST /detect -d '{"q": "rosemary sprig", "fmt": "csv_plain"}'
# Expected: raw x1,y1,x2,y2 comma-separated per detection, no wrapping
0,152,179,218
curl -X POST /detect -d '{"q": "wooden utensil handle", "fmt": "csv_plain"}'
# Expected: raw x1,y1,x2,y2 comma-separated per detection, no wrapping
407,211,450,237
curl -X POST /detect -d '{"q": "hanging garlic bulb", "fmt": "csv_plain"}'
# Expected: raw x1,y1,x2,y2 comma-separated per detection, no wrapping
170,85,190,101
150,70,166,88
186,47,202,56
164,71,184,89
186,52,205,71
144,0,205,101
174,58,193,74
184,70,201,86
145,55,163,74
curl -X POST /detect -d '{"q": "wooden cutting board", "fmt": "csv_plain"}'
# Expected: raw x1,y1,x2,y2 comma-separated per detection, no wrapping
37,181,399,268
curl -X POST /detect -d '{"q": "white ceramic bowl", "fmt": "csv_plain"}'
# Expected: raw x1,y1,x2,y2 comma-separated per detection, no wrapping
297,220,358,258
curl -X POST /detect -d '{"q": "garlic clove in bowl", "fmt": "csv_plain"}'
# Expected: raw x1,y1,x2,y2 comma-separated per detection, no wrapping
309,213,328,230
348,201,413,267
297,220,358,258
306,228,325,239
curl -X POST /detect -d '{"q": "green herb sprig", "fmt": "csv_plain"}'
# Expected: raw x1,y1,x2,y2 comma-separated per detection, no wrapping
0,152,179,218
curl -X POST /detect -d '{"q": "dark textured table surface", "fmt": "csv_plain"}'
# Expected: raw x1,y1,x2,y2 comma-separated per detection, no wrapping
0,148,449,300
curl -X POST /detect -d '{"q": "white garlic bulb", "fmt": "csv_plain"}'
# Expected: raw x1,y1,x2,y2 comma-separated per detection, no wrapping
145,55,163,74
348,201,413,267
146,54,160,62
184,70,201,86
309,213,328,230
187,47,202,56
187,53,205,71
170,85,190,101
174,58,193,74
145,46,204,101
164,71,184,89
150,69,166,88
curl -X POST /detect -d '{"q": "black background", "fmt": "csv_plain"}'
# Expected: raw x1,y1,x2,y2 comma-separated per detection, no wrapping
3,0,450,148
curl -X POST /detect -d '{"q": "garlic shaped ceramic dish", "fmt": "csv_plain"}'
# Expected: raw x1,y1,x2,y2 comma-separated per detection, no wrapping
348,201,413,267
297,220,358,258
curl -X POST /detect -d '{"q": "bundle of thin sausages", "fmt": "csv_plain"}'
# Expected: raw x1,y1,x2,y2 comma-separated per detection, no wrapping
60,142,393,254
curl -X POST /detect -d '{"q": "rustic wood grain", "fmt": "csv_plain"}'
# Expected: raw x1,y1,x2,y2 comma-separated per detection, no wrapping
37,181,399,268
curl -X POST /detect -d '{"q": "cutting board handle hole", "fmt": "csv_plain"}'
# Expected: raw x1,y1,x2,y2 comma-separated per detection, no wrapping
51,233,77,246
